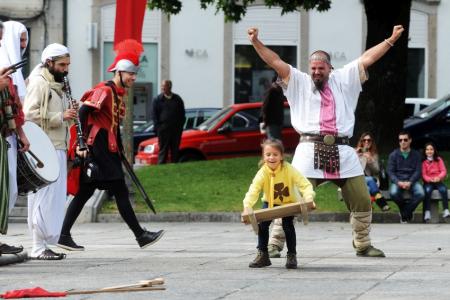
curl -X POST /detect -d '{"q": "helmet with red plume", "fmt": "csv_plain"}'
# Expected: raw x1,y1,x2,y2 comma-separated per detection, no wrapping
107,39,144,73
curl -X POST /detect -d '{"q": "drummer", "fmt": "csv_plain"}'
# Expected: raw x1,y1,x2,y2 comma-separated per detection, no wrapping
23,43,77,260
242,139,315,269
0,20,30,256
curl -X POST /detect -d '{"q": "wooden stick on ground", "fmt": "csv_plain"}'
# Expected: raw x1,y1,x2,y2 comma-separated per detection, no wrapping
101,278,165,291
67,286,165,295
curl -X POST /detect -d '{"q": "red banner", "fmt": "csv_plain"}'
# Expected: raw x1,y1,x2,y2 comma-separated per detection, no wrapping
114,0,147,48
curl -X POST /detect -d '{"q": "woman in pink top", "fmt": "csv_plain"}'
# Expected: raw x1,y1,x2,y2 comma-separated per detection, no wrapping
422,142,449,222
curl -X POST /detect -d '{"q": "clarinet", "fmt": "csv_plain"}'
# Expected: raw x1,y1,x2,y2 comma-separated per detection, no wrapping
63,76,87,151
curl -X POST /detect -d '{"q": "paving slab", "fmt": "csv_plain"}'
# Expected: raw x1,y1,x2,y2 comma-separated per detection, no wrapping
1,222,450,299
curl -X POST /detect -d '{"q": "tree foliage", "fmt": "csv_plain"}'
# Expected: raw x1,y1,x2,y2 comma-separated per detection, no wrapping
148,0,331,22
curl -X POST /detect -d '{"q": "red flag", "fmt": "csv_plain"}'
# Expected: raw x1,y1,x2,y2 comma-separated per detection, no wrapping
114,0,147,48
1,287,67,298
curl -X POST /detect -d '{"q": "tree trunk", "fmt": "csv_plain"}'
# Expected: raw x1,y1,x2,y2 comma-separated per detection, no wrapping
354,0,412,154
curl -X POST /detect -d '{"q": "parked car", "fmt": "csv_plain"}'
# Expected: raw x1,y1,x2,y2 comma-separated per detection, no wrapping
404,94,450,150
135,102,300,165
405,98,436,117
132,108,219,154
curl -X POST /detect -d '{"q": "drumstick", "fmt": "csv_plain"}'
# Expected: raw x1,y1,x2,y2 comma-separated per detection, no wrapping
17,140,44,168
27,149,44,168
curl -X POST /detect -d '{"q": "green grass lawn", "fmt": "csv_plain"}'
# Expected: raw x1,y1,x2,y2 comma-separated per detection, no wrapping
101,152,450,214
102,156,353,213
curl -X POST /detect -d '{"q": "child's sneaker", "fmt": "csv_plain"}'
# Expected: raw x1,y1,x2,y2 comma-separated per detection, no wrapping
443,209,450,219
249,250,271,268
285,253,297,269
424,210,431,223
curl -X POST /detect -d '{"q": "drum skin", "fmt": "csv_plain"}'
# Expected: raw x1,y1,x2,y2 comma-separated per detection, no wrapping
17,121,60,195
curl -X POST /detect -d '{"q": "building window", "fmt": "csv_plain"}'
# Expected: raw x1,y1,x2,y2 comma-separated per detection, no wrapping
234,45,296,103
406,48,425,98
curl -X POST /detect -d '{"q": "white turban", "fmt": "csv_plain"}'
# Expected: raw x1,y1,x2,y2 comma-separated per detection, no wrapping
41,43,70,63
0,21,28,101
28,43,70,79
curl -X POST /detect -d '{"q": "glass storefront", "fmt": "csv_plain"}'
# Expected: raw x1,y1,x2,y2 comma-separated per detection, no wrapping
234,45,296,103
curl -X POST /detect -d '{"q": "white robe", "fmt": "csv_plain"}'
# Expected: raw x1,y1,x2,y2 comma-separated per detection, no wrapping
27,150,66,256
282,59,366,179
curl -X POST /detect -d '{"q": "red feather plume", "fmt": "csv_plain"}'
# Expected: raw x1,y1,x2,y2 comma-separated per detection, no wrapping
114,39,144,56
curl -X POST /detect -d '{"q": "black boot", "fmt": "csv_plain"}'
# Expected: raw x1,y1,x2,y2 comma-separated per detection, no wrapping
249,250,271,268
285,253,298,269
136,230,165,249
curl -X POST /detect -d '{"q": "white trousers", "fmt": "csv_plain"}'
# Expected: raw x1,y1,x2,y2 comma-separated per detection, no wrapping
27,150,67,257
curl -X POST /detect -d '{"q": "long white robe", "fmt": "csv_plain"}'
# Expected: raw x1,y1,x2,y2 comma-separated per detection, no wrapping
27,150,66,256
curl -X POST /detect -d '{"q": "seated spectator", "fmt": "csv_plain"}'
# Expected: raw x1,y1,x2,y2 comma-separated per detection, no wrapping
387,131,424,223
422,142,449,222
355,132,390,211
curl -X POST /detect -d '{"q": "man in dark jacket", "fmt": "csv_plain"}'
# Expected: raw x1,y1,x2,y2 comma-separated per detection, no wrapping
387,131,424,223
152,80,185,164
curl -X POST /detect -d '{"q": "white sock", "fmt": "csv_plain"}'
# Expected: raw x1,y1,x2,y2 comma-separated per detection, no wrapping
443,209,450,218
424,210,431,220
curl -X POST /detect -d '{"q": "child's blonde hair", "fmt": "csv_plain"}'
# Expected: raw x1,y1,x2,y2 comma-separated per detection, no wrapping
258,138,285,167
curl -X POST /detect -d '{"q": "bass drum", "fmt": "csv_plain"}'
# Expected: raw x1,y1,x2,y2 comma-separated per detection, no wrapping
17,121,60,195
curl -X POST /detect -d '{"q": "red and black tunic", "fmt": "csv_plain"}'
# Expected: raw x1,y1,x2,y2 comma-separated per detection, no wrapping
78,81,126,182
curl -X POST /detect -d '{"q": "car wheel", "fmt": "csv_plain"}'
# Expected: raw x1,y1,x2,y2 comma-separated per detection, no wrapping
178,152,204,163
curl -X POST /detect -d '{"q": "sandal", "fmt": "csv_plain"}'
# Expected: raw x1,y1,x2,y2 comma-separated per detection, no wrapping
32,249,66,260
47,248,67,259
0,243,24,254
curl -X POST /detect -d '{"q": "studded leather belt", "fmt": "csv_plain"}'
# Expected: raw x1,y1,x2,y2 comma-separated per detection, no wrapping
300,134,350,146
300,134,348,173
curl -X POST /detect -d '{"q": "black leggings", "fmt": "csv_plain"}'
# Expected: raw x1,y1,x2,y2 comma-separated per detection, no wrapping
60,180,144,237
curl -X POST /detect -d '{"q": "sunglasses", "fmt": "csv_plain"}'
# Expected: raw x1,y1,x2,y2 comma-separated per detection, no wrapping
362,138,372,142
399,138,409,142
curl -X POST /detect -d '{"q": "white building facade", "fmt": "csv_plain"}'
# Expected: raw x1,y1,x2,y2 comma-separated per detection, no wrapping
60,0,450,121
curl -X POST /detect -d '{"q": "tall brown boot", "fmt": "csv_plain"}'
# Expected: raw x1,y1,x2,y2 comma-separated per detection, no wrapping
249,250,271,268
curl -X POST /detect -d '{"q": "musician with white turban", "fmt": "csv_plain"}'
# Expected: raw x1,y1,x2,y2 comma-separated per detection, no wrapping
0,20,30,256
23,43,77,260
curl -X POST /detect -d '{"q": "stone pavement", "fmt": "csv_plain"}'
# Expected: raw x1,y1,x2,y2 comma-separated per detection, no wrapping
1,222,450,299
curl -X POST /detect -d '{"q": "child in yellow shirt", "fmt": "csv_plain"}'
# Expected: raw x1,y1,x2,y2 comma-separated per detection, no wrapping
242,139,315,269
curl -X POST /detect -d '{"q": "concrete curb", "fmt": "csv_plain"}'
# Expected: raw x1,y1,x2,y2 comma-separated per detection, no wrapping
0,252,28,266
97,211,448,224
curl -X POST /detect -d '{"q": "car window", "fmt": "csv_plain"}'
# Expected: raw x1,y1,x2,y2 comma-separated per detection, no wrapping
199,107,232,131
419,104,428,111
415,95,450,118
229,108,259,131
183,111,197,130
194,109,218,127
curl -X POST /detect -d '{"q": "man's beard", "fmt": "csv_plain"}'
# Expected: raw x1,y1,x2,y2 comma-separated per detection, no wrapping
313,79,325,91
48,66,68,83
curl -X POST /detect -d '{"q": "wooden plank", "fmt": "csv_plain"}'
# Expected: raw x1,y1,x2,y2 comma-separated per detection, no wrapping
241,202,315,224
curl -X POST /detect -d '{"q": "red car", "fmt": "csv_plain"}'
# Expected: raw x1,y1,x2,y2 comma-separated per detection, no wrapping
135,102,299,165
